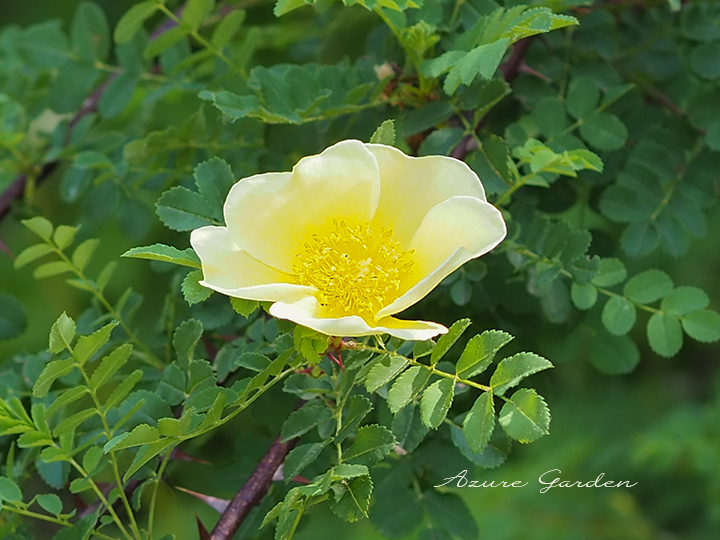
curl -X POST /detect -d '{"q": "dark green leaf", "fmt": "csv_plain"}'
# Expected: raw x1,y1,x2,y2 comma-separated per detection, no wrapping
424,490,478,540
570,283,597,310
431,319,471,364
579,111,627,151
420,378,454,429
343,425,396,466
462,392,494,453
682,310,720,343
647,313,682,357
329,475,373,522
591,258,627,287
387,366,431,414
281,401,333,442
661,287,709,316
0,294,28,340
36,493,63,515
624,269,673,304
601,296,637,336
114,1,158,44
335,395,373,444
283,442,326,480
365,354,408,393
456,330,513,379
89,344,132,390
489,352,552,396
0,477,22,503
156,186,216,231
589,333,640,375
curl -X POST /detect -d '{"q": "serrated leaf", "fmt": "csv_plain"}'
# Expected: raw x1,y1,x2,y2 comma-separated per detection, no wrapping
647,313,682,357
46,386,89,419
682,310,720,343
182,270,212,306
424,490,478,540
343,425,396,466
387,366,431,414
601,296,637,336
591,258,627,287
329,474,373,522
104,424,160,453
0,477,22,503
281,401,333,442
173,319,203,369
36,492,63,514
391,403,429,453
624,269,673,304
661,287,709,316
156,186,216,232
230,297,259,317
52,409,96,437
420,378,454,429
74,322,118,364
431,319,471,364
89,343,132,390
122,243,201,269
283,442,326,480
105,369,143,410
489,352,552,396
193,157,235,220
579,111,627,151
364,354,408,393
462,392,495,453
33,359,76,398
369,120,396,146
123,439,177,482
498,388,550,443
456,330,513,379
335,395,373,444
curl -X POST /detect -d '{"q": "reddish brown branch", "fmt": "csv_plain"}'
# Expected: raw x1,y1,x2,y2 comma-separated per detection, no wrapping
209,434,298,540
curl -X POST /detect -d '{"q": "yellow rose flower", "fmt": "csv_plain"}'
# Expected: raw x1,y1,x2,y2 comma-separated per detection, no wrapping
190,140,506,340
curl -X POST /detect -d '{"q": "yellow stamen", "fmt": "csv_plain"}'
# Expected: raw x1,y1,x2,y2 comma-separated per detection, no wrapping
294,221,414,320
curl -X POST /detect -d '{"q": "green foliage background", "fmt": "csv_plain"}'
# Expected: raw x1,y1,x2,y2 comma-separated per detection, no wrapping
1,0,720,539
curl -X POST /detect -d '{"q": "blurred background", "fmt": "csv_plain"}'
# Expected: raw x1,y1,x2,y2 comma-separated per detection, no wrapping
2,1,720,540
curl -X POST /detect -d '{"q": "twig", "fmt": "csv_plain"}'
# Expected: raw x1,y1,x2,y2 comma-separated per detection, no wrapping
209,434,299,540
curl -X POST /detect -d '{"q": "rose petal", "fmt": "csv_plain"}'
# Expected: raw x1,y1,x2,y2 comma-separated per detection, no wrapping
269,296,448,340
376,196,506,319
368,144,487,248
190,226,313,301
224,140,381,273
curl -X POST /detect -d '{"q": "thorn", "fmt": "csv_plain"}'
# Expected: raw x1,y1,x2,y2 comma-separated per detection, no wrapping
177,487,230,514
197,515,211,540
170,448,211,465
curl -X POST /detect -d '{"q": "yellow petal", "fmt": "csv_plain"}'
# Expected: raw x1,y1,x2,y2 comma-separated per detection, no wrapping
224,140,381,273
368,144,487,248
376,196,506,319
269,296,448,340
190,226,313,301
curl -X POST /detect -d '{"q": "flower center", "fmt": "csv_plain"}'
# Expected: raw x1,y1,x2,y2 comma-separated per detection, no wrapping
293,220,414,320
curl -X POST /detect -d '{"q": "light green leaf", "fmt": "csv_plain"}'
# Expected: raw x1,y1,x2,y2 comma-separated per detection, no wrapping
456,330,513,379
370,120,396,146
33,359,76,398
13,244,54,269
52,225,78,251
89,343,132,390
194,157,235,220
420,378,454,429
22,216,54,241
365,354,408,393
182,270,212,306
682,310,720,343
431,319,471,364
34,261,73,279
156,186,216,231
74,322,118,364
343,424,396,466
173,319,203,369
211,9,245,48
52,409,96,437
71,239,100,272
591,258,627,287
104,424,160,453
489,352,553,396
230,297,259,317
82,446,104,475
122,243,201,269
571,283,597,310
498,388,550,443
462,392,495,453
46,386,89,419
647,313,683,357
36,493,62,515
387,366,431,414
624,269,673,304
661,287,709,316
601,296,637,336
114,1,157,44
0,477,22,503
182,0,215,30
104,369,143,410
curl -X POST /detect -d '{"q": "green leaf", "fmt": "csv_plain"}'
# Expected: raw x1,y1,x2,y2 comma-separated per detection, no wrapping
82,446,103,475
283,442,326,480
74,322,118,364
624,269,673,304
0,294,28,340
692,41,720,80
489,352,553,396
34,261,74,279
123,439,177,482
97,261,118,293
365,355,408,393
72,1,110,61
456,330,513,379
211,9,245,48
420,378,454,429
89,344,132,390
647,313,683,357
370,119,396,146
387,366,432,414
601,296,637,336
122,243,201,269
682,310,720,343
661,287,709,316
230,297,260,317
194,158,235,220
431,319,471,364
13,244,54,269
52,409,96,437
114,1,157,44
498,388,550,443
329,475,373,522
182,270,212,306
462,392,495,452
590,333,640,375
182,0,215,30
335,395,373,444
46,387,89,419
33,359,76,398
579,111,627,151
591,258,627,287
571,283,597,310
52,225,78,251
173,319,203,369
424,490,478,540
0,477,22,503
22,216,54,241
99,72,137,118
104,424,160,453
533,96,567,137
36,493,63,515
391,403,429,453
621,222,659,258
235,352,271,372
418,128,464,156
566,76,600,119
156,186,216,231
281,401,333,442
105,369,143,410
73,150,112,170
71,239,100,272
343,424,396,466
